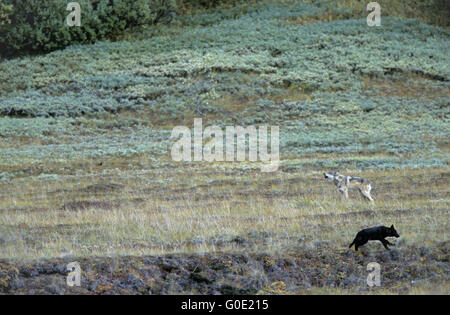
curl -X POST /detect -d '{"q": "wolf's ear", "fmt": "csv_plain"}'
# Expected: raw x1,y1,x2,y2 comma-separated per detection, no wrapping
390,224,394,229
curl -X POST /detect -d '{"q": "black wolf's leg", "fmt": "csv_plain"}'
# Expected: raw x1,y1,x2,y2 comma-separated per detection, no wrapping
380,239,390,250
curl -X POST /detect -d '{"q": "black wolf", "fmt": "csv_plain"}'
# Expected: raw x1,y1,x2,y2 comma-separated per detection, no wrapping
349,225,399,251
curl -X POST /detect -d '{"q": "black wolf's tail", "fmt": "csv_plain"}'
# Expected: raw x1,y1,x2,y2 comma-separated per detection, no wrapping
349,240,355,248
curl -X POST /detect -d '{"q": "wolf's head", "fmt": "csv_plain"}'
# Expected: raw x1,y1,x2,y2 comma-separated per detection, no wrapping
388,225,400,238
323,171,344,184
323,171,340,181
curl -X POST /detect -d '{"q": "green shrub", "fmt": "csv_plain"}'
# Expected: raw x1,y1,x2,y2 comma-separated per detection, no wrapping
0,1,13,26
0,0,177,57
178,0,250,10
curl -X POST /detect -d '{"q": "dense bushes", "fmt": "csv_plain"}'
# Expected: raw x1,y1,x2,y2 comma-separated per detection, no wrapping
1,0,448,58
0,0,251,57
0,1,13,26
0,0,177,57
0,1,448,170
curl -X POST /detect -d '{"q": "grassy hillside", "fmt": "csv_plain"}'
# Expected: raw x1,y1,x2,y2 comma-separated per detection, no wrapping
0,1,448,294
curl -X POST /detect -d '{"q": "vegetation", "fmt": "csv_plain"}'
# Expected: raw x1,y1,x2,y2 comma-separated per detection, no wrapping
0,0,448,294
1,168,449,294
1,0,449,57
334,0,450,26
0,0,177,57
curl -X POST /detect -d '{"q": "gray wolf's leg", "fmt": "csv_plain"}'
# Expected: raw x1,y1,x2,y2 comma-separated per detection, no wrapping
359,187,374,203
339,187,349,200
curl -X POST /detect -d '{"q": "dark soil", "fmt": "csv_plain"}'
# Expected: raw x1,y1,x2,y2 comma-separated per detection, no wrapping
1,243,448,295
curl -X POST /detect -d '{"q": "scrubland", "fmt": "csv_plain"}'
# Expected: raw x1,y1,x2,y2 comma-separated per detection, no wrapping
0,0,448,294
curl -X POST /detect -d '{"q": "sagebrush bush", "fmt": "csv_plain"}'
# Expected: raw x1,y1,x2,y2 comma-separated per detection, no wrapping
0,1,448,171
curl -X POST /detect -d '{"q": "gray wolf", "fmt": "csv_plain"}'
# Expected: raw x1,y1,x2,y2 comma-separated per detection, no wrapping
323,171,374,202
349,225,400,251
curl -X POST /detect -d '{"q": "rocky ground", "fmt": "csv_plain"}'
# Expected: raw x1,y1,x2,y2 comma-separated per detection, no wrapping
1,242,448,295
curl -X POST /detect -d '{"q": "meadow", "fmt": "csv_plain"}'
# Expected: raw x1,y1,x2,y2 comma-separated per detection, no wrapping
0,0,448,294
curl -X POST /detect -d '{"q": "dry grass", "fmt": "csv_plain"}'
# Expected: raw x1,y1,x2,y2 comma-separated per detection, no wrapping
362,75,450,99
1,162,448,261
0,155,448,294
